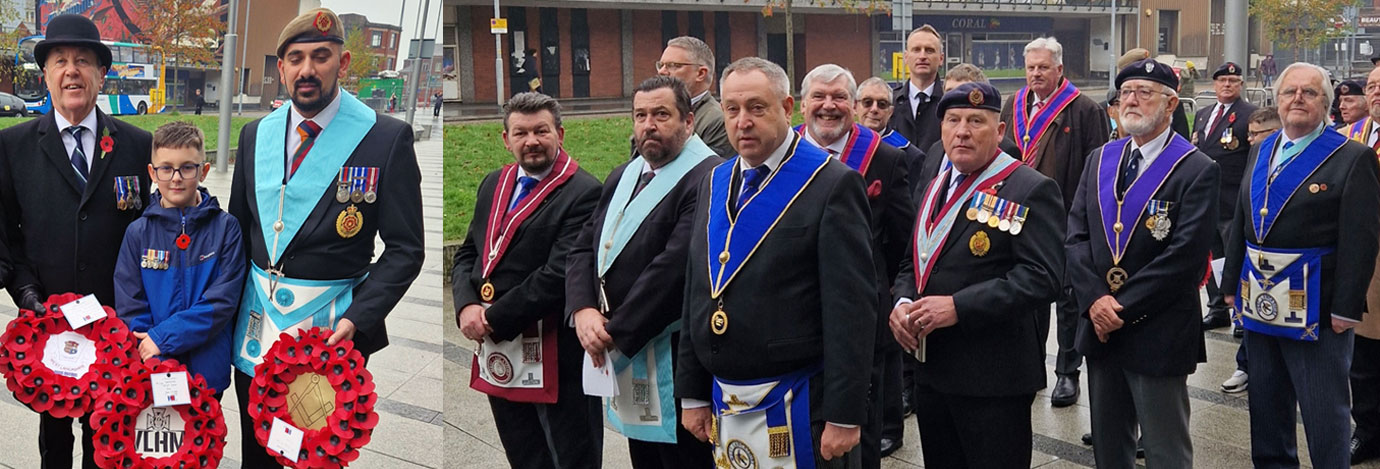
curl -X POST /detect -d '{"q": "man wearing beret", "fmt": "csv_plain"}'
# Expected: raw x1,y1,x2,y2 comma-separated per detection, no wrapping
1069,59,1219,468
1335,80,1367,128
1001,36,1110,408
890,82,1064,468
0,14,152,469
1195,61,1258,332
227,7,424,466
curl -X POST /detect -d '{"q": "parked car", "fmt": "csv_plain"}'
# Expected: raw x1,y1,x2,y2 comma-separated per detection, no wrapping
0,92,27,117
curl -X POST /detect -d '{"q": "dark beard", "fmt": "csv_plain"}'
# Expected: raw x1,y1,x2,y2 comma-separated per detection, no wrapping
291,78,336,114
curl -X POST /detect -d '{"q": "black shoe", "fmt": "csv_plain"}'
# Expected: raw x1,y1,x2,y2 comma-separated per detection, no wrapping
880,438,902,458
1081,432,1144,458
1081,432,1092,445
1051,375,1079,407
901,388,914,417
1353,437,1380,464
1202,313,1231,330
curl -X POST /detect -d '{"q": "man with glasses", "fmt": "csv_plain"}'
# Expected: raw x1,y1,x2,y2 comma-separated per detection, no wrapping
1068,58,1218,468
1222,62,1380,468
1195,62,1257,333
1000,36,1111,408
0,14,153,468
857,76,925,185
656,36,732,157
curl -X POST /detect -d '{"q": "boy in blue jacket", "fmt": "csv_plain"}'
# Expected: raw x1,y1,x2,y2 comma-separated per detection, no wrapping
115,121,246,395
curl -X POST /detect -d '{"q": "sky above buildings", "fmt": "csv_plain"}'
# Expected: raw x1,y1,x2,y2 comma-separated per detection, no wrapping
322,0,443,70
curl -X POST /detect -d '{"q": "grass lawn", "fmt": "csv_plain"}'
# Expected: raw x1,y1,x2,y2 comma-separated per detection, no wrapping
0,113,256,153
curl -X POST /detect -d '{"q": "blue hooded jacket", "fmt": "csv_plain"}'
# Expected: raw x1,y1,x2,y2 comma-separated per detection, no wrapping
115,187,245,392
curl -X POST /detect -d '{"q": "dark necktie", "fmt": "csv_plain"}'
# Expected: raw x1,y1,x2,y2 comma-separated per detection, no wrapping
738,166,770,210
631,171,655,198
66,126,88,191
510,176,538,210
1119,149,1143,197
291,120,321,178
931,172,967,222
1209,104,1226,134
914,92,928,122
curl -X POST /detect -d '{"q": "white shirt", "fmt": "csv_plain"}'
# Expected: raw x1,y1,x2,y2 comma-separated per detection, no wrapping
1368,120,1379,148
801,128,850,158
1128,125,1174,174
1205,101,1234,133
691,90,710,107
908,80,936,119
735,133,793,194
1274,123,1326,172
54,109,97,171
285,90,344,159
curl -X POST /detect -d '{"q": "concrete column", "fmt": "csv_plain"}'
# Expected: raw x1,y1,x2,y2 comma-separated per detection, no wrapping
458,6,476,102
1224,0,1247,67
757,15,767,60
622,10,634,97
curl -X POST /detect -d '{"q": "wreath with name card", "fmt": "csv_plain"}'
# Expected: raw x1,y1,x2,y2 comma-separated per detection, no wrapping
248,328,379,468
90,357,227,468
0,292,136,417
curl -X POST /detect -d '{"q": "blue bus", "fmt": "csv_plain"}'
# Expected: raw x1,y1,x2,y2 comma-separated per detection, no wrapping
14,35,166,115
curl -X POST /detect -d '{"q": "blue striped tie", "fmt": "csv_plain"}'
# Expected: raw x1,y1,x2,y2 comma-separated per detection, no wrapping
66,126,88,191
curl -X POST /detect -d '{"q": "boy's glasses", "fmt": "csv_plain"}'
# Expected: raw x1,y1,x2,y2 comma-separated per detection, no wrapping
153,164,201,181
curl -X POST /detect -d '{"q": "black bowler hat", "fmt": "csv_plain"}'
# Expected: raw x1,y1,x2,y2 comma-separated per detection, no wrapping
1336,80,1365,96
36,14,111,70
937,82,1002,116
1213,62,1243,79
1116,58,1180,91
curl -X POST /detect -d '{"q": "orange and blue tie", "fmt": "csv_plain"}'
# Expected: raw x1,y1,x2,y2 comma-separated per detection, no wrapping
290,120,321,178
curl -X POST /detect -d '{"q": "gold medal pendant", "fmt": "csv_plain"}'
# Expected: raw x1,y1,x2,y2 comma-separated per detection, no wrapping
710,308,728,335
480,281,495,302
336,204,364,238
968,231,990,257
1106,266,1128,292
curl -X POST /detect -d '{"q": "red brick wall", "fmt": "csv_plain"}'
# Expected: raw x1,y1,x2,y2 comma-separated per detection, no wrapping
469,6,500,102
557,9,573,97
729,13,758,64
588,9,623,98
632,10,662,83
802,14,872,86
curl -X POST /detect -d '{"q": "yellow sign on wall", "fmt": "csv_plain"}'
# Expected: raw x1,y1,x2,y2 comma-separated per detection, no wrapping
892,52,909,81
490,18,508,34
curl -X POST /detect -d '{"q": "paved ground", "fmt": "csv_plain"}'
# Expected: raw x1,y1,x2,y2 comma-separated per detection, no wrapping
0,113,446,468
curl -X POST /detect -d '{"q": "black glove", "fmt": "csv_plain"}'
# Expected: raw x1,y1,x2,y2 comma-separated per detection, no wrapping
16,284,45,315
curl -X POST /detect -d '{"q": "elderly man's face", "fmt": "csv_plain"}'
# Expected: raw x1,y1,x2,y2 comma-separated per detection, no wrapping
1215,74,1243,103
43,45,104,122
801,76,855,146
1276,68,1329,134
1366,67,1380,120
1024,49,1064,98
941,108,1005,174
721,69,794,163
1117,80,1177,137
502,110,564,174
1340,95,1367,124
854,83,893,132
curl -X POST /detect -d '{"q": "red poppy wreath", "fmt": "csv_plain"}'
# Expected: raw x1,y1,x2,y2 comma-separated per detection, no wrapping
248,328,379,467
0,292,136,418
90,358,227,468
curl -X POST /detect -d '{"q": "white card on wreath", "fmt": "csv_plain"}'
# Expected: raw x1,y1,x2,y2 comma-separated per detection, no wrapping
267,417,304,462
59,294,103,330
151,371,191,407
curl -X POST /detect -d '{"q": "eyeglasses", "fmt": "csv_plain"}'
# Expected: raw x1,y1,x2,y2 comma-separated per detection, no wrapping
1277,87,1322,100
152,163,202,181
1248,127,1279,139
654,61,697,71
859,98,891,110
1118,88,1174,101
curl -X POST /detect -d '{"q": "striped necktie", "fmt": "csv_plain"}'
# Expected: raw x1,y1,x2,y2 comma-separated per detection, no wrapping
290,120,321,178
66,126,88,191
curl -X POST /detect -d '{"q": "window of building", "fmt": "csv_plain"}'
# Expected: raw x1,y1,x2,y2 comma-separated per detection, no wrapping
392,33,397,48
1158,10,1180,54
372,32,382,48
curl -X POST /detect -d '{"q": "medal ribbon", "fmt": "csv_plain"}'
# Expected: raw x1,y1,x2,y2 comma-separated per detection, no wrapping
337,169,349,189
912,152,1021,293
366,167,379,195
1249,127,1344,242
351,167,366,197
481,150,580,279
116,176,128,205
1096,134,1195,265
791,123,881,174
706,137,829,298
1012,79,1080,164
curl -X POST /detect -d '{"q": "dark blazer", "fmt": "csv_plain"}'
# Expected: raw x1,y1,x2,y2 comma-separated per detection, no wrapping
891,79,945,153
229,112,424,356
692,95,733,158
1067,136,1220,377
454,166,601,342
565,156,721,356
1222,133,1380,324
1000,82,1111,211
1173,101,1191,140
677,140,877,425
859,142,916,348
917,138,1023,201
0,110,152,305
893,164,1064,397
1192,98,1258,220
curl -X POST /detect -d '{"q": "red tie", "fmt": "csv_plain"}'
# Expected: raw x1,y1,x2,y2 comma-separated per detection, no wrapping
291,120,322,178
1210,105,1226,134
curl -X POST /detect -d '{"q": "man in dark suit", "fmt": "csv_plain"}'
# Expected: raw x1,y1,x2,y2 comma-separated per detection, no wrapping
657,37,732,157
1069,59,1219,468
917,73,1022,194
0,14,152,469
453,92,602,469
565,76,720,469
226,8,425,466
1222,62,1380,469
890,25,945,153
1000,37,1111,406
1194,62,1258,331
889,82,1064,469
677,57,875,468
858,76,926,187
797,64,915,469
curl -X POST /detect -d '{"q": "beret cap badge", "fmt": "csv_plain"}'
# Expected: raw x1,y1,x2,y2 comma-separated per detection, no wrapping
1145,62,1154,73
314,11,332,33
968,88,984,106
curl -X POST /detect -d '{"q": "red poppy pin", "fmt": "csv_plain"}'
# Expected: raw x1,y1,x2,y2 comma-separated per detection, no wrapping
866,180,882,199
1228,113,1236,124
1063,126,1071,133
99,134,114,154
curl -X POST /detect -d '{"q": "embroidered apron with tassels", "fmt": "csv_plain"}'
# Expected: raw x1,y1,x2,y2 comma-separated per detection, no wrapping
710,367,818,469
